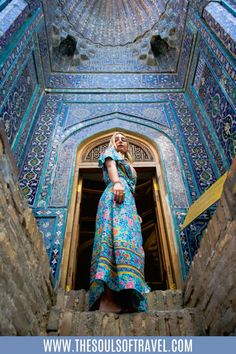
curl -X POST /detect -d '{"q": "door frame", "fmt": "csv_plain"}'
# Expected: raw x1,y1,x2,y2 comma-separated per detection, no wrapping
59,132,183,290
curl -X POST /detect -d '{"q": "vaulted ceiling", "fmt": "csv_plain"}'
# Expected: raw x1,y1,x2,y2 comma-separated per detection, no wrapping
43,0,190,75
57,0,169,46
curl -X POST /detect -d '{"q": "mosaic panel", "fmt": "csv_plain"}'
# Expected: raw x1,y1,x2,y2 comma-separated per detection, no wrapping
0,9,43,89
27,0,41,12
169,94,218,195
0,8,46,167
46,25,194,88
180,204,217,260
18,95,61,206
187,88,229,177
0,0,30,51
185,23,233,175
0,37,34,106
13,86,42,168
48,72,182,90
45,28,192,88
194,58,236,163
32,29,46,88
45,12,194,87
37,20,52,84
11,25,48,167
175,210,192,275
0,53,38,145
34,208,66,282
36,216,56,256
36,103,66,209
203,2,236,58
176,203,217,276
62,46,176,73
198,36,235,106
63,93,168,102
65,103,171,129
190,11,236,82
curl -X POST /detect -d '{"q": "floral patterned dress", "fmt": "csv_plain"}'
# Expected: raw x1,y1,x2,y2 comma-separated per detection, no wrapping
89,146,150,311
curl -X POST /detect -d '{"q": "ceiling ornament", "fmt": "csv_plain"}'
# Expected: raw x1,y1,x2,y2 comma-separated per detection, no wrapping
57,0,169,46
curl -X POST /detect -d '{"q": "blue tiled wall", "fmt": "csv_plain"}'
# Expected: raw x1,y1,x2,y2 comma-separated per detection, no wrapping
0,1,235,284
0,2,47,168
181,2,236,262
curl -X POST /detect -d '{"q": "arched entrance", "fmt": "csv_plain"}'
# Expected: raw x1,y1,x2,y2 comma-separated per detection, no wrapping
59,131,183,292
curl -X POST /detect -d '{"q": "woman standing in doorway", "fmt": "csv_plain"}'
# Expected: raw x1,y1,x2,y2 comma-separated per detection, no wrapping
89,131,150,313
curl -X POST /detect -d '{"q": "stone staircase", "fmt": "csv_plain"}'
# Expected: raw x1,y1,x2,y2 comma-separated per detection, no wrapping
46,289,206,336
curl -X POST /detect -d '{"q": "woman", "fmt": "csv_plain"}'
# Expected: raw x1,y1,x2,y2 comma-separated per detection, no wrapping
89,132,150,313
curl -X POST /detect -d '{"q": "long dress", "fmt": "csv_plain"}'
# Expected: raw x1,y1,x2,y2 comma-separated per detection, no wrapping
89,146,150,311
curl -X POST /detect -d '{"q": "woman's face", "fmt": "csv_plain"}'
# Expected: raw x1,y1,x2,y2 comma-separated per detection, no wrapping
114,133,128,153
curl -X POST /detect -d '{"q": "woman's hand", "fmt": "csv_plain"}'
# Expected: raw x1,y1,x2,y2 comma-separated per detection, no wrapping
138,215,142,223
105,158,125,203
113,181,125,203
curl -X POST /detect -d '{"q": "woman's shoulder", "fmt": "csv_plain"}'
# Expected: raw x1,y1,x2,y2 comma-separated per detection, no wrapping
98,146,124,167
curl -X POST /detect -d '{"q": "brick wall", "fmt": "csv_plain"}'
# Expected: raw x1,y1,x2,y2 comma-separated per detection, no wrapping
184,158,236,335
0,125,55,335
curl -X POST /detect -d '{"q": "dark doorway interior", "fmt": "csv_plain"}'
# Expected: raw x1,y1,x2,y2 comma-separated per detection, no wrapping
75,168,167,291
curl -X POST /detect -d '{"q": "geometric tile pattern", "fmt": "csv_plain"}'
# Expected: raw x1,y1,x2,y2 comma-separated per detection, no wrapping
195,60,236,163
0,11,42,93
13,86,42,169
34,208,66,282
190,11,236,85
187,42,233,176
36,102,66,209
197,37,235,106
45,26,194,87
65,103,171,129
187,84,229,177
47,0,189,74
0,7,47,171
180,203,217,271
203,2,236,58
0,54,38,145
18,95,61,206
36,216,56,257
169,94,218,196
0,0,30,51
175,210,192,272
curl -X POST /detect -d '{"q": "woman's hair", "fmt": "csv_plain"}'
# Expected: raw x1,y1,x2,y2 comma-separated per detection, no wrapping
108,131,134,164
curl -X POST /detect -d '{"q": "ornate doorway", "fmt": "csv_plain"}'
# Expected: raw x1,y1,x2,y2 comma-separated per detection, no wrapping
59,132,183,291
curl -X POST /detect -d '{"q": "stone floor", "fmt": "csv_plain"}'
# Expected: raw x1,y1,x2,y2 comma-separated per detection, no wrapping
47,289,206,336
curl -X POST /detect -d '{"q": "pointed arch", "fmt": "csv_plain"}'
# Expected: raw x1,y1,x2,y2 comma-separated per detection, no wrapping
57,125,188,291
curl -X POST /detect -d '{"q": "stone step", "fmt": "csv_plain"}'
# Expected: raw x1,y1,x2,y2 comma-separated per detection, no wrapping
56,308,205,336
55,289,184,312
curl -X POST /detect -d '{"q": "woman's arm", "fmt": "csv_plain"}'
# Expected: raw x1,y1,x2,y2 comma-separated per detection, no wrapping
105,158,125,203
